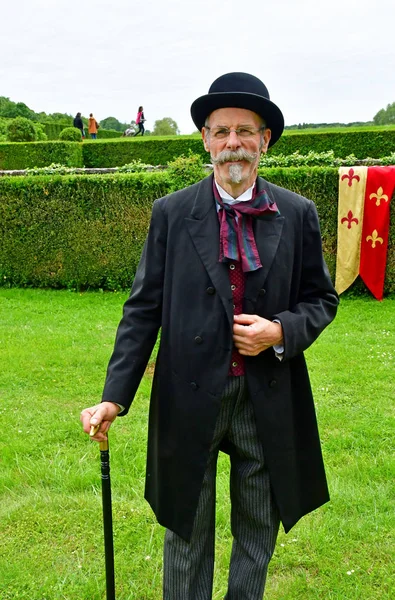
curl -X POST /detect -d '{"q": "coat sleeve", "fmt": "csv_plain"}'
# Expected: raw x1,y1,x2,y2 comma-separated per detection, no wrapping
273,199,338,360
101,199,167,414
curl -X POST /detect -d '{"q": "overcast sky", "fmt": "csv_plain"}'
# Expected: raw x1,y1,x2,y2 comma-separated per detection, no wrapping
2,0,394,134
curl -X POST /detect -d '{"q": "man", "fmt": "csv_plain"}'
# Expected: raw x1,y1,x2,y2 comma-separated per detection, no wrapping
81,72,339,599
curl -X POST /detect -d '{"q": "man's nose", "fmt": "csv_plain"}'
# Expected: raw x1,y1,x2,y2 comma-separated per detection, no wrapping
226,130,241,149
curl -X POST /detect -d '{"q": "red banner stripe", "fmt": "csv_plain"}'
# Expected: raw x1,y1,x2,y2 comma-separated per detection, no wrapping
359,166,395,300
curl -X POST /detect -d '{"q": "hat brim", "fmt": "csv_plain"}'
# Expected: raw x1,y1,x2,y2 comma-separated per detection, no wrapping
190,92,284,147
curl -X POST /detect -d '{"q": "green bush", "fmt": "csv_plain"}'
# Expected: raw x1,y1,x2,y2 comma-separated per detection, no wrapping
81,136,208,168
0,173,171,290
59,127,82,142
7,117,37,142
0,141,83,170
0,117,10,142
97,128,123,139
0,168,394,294
43,122,70,140
33,123,48,141
271,129,395,159
2,128,395,172
166,153,207,192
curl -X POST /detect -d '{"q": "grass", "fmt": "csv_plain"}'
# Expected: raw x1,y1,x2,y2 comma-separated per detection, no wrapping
0,288,394,599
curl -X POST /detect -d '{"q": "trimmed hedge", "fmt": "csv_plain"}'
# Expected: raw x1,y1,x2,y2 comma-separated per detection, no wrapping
0,141,83,170
96,128,123,139
43,122,70,140
271,129,395,159
0,168,394,294
0,173,169,289
81,136,208,167
42,122,123,140
2,128,395,171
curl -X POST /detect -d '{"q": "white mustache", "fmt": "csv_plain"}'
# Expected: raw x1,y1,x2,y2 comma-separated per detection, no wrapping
211,148,258,165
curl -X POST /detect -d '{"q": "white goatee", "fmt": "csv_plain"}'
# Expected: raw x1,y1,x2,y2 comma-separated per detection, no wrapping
228,163,243,183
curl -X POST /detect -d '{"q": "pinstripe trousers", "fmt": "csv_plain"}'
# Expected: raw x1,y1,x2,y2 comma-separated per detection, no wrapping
163,376,280,599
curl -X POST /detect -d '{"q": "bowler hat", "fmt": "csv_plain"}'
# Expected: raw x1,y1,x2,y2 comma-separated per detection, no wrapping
190,72,284,147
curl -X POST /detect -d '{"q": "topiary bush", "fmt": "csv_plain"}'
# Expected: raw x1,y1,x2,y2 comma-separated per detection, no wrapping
7,117,37,142
59,127,82,142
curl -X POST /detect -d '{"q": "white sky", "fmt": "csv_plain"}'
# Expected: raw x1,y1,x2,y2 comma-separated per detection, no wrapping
1,0,394,134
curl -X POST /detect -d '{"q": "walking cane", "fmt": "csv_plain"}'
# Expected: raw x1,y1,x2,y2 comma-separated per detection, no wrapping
90,425,116,600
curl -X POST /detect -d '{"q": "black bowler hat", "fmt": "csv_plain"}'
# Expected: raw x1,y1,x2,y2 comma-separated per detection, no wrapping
190,72,284,147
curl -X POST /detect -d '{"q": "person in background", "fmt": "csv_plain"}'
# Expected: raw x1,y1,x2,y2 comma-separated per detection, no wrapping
73,112,85,139
133,105,145,136
88,113,99,139
81,72,339,599
123,125,135,137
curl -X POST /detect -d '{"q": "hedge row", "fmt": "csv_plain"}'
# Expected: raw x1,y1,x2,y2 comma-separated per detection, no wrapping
271,129,395,159
0,168,394,294
0,173,169,290
0,141,84,170
81,137,207,167
42,122,123,140
2,127,395,171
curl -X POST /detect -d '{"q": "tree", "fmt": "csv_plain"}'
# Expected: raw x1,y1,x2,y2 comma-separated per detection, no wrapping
152,117,180,136
373,102,395,125
100,116,128,132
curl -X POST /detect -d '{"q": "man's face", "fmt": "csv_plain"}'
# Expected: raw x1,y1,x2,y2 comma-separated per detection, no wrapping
202,107,271,196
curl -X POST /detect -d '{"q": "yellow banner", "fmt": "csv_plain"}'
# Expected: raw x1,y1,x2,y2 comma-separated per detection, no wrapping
335,167,368,294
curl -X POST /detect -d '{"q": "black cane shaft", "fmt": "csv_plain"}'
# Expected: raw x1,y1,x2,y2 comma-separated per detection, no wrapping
100,447,116,600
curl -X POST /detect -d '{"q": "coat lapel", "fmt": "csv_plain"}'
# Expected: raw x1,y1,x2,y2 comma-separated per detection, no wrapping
244,177,285,303
185,175,234,327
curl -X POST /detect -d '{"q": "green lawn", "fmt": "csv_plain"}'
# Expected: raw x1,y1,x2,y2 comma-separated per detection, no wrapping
0,289,394,599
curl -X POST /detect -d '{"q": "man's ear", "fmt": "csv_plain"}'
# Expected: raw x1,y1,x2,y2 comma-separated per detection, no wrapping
202,127,210,153
260,128,272,154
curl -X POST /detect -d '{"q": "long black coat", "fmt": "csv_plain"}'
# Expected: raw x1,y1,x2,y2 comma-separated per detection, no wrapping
102,174,339,542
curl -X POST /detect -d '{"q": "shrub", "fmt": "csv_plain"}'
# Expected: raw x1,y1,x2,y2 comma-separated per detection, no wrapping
0,168,394,293
7,117,37,142
270,129,395,159
59,127,82,142
118,159,152,173
25,163,78,175
0,173,170,290
166,153,207,191
33,123,48,141
0,141,83,170
81,136,208,168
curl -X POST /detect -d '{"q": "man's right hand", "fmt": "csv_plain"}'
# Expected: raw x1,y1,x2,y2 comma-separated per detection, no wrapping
80,402,121,442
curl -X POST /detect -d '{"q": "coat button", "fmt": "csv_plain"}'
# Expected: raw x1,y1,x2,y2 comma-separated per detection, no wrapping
206,287,215,295
258,288,266,296
269,379,277,388
190,382,198,391
194,336,203,344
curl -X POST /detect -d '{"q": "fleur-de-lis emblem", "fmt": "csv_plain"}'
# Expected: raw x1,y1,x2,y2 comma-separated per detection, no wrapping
369,186,389,206
341,210,359,229
341,168,360,187
366,230,384,248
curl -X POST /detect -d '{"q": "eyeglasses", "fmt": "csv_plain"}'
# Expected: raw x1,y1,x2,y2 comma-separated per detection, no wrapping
205,126,265,140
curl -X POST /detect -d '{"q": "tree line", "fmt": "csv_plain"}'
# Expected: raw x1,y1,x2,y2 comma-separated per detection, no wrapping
0,97,180,137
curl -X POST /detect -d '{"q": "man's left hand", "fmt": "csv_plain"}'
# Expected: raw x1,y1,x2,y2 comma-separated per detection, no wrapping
233,314,283,356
